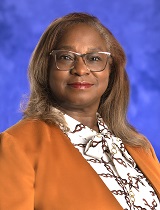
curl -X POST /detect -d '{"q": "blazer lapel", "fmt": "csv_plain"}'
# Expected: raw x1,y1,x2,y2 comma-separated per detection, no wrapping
125,145,160,198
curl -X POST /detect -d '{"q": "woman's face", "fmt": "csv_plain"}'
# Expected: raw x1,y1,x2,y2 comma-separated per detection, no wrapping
49,23,110,112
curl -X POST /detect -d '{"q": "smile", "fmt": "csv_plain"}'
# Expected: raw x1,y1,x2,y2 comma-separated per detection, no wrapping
68,82,94,89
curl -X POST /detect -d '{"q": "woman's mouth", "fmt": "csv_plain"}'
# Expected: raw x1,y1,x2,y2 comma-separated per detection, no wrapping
68,82,94,89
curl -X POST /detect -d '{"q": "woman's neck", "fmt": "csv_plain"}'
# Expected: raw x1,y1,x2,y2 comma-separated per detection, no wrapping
62,109,99,132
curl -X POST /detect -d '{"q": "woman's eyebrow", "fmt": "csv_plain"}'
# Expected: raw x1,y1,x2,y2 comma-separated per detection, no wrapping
56,46,106,52
87,47,106,52
56,45,74,50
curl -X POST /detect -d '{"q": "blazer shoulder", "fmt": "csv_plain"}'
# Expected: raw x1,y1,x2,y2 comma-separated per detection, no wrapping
0,119,64,152
0,119,67,168
2,119,60,137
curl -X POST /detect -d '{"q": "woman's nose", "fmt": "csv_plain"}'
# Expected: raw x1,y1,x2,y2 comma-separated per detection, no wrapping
70,57,90,76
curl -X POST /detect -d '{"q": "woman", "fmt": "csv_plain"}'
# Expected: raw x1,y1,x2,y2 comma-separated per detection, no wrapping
0,12,160,210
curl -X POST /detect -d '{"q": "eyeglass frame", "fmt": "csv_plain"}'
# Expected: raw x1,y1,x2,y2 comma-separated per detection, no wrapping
49,50,111,72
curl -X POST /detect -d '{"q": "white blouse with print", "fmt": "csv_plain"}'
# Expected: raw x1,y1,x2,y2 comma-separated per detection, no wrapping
61,113,159,210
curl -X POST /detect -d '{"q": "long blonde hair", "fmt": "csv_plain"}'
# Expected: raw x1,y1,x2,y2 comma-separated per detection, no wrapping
23,12,149,148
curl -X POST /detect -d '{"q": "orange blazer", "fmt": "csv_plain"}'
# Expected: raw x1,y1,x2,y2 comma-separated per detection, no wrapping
0,119,160,210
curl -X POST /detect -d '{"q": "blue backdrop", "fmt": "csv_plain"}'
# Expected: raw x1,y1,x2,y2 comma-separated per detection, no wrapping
0,0,160,160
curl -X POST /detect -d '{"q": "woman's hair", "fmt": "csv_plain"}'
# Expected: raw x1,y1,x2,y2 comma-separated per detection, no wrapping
22,12,149,148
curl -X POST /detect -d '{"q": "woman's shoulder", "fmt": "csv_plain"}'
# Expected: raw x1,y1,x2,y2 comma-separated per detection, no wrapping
3,118,59,135
0,118,64,147
0,119,67,165
5,118,50,130
125,143,159,164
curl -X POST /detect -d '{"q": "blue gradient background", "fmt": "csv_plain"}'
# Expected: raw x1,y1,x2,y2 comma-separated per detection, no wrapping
0,0,160,160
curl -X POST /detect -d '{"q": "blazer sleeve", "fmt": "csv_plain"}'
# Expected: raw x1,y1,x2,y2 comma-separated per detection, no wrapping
0,132,35,210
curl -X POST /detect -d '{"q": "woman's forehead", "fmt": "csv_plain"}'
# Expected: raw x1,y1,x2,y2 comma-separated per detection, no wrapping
54,23,108,51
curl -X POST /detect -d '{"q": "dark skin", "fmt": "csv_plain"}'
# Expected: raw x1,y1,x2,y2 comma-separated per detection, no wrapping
49,24,110,132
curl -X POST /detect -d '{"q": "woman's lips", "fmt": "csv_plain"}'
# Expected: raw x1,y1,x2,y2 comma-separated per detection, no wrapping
68,82,94,89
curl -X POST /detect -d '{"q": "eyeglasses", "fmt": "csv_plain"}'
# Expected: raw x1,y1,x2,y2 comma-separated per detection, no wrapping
49,50,111,72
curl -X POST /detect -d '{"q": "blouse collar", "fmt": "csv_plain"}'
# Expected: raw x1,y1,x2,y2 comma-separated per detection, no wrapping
62,113,136,168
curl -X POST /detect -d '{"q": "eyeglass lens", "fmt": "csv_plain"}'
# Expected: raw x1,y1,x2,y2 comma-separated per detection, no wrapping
54,50,110,72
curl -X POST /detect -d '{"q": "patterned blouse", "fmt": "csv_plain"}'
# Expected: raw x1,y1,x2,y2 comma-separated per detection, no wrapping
60,113,160,210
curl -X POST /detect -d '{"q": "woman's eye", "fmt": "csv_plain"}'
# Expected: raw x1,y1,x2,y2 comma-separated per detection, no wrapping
59,55,73,60
89,56,101,62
